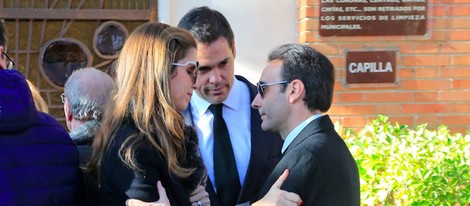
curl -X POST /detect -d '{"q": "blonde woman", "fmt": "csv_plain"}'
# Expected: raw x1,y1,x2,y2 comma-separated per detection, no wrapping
26,79,49,113
88,22,208,206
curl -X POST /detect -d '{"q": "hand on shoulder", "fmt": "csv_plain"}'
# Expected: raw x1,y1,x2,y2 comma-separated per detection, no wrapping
252,169,302,206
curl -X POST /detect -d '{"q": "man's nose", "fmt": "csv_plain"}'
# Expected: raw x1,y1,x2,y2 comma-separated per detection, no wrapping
251,93,261,109
208,69,223,83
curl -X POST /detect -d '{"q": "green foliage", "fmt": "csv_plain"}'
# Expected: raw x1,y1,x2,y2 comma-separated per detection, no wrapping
338,115,470,205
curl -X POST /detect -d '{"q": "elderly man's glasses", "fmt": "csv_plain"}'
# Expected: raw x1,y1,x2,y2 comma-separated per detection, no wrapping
172,61,199,84
2,51,15,70
256,81,288,98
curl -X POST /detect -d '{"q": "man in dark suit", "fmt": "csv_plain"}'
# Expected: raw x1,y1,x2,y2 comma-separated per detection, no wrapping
251,44,361,205
179,6,284,206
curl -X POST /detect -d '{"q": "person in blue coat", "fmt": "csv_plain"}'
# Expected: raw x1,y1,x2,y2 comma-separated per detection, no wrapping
0,19,83,205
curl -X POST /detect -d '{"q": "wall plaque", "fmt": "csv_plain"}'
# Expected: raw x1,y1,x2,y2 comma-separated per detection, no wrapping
320,0,427,36
346,51,396,84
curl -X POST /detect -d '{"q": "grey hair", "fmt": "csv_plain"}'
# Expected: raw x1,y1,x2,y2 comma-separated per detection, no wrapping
64,67,115,121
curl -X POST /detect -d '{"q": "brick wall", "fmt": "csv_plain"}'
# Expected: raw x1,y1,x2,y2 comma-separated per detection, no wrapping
298,0,470,133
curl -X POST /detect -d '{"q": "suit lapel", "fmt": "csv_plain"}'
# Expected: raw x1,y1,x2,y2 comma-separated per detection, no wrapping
283,115,334,155
204,177,222,205
236,75,261,202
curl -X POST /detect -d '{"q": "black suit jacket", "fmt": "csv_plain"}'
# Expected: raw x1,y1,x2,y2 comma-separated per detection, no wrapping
258,115,360,206
184,75,283,205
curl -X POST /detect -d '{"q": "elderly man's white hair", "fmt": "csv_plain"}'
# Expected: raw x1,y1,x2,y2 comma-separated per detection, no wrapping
64,67,115,121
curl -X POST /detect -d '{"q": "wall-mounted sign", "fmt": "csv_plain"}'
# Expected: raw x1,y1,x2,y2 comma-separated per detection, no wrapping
320,0,427,36
346,51,396,84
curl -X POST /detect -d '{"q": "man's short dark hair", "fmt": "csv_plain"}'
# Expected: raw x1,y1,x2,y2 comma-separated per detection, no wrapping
177,6,235,51
268,44,335,113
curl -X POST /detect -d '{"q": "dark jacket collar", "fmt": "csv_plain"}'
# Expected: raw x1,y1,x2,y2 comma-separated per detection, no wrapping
284,115,334,154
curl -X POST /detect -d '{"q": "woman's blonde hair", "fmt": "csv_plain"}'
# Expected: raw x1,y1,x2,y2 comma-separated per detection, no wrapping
88,22,197,181
27,79,49,113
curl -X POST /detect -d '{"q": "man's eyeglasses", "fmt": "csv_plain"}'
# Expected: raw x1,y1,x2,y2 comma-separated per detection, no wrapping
2,51,15,70
256,81,289,98
60,93,66,104
172,61,199,84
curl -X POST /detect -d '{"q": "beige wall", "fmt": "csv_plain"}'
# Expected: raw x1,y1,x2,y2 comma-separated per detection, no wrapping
159,0,298,83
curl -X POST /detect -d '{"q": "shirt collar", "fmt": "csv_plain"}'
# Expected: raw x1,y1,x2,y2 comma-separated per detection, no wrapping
281,114,323,153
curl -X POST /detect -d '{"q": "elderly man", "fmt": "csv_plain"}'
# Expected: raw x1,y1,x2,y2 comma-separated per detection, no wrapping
62,67,114,206
62,67,115,165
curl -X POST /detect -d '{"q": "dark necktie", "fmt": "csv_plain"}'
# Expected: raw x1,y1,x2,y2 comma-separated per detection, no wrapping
209,104,241,205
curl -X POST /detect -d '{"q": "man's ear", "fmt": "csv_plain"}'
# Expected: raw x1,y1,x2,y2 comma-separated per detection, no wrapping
231,41,236,59
64,102,73,131
0,46,6,69
287,79,305,104
64,102,73,122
